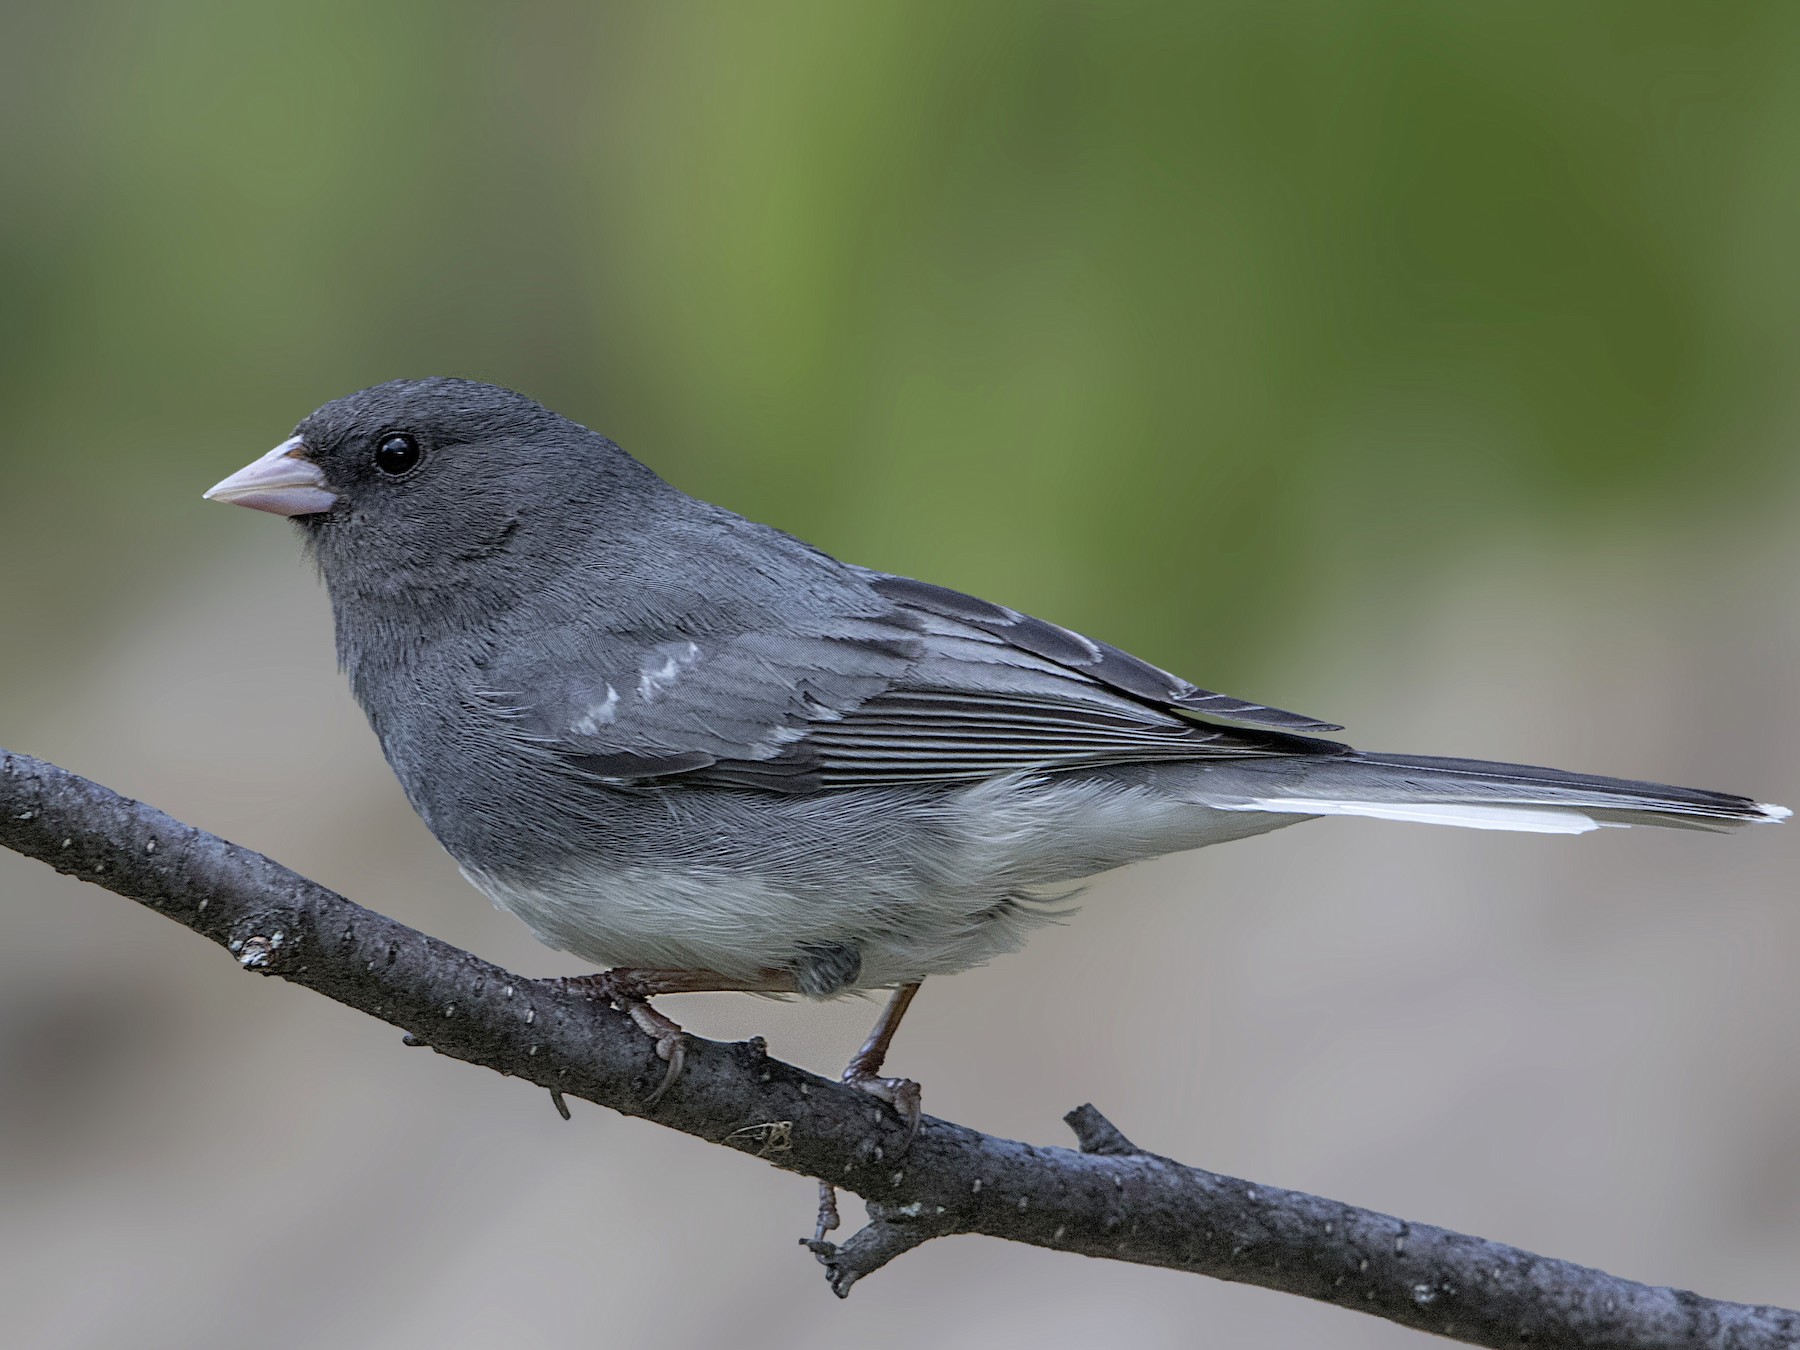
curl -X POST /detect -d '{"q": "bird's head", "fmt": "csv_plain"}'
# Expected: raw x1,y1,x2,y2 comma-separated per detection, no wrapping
204,377,670,624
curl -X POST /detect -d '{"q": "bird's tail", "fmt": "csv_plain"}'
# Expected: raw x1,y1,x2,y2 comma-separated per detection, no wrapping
1210,751,1790,835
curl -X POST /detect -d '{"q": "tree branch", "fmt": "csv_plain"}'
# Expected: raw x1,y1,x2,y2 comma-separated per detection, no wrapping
2,746,1793,1348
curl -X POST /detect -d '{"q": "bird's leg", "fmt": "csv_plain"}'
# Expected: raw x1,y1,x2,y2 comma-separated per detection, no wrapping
553,967,798,1105
842,981,923,1141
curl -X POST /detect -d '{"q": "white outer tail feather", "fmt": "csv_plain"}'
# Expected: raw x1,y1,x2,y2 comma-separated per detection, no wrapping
1217,797,1613,834
1217,795,1791,833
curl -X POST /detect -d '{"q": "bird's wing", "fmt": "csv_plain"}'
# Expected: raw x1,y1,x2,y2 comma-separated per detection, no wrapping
485,575,1346,793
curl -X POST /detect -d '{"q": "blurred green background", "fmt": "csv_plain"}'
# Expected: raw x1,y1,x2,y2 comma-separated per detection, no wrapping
7,1,1797,696
3,5,1798,1349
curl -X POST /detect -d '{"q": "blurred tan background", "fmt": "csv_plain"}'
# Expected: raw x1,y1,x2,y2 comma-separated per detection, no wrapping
3,4,1799,1346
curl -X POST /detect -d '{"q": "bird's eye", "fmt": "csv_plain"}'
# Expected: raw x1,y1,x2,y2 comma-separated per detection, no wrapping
374,433,422,476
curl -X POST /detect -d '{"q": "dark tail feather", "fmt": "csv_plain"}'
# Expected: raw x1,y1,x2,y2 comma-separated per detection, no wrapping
1206,751,1789,834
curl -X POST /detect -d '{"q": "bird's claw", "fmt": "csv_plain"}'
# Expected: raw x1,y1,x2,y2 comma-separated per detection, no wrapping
619,996,688,1105
641,1023,686,1105
843,1070,923,1151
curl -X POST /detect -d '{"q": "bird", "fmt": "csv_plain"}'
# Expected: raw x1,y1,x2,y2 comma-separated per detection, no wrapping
203,377,1789,1132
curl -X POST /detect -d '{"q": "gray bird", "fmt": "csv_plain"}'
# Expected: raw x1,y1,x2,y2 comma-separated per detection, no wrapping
204,377,1789,1128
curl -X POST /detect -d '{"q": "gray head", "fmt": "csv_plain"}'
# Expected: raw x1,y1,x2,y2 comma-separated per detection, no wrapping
206,378,674,629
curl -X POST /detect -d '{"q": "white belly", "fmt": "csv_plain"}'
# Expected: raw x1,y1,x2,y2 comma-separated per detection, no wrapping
456,773,1301,990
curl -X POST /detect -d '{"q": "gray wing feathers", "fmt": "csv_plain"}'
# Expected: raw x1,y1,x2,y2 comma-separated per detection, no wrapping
865,573,1343,734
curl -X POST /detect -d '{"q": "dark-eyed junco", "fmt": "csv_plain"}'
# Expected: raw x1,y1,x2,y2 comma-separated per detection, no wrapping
204,377,1789,1121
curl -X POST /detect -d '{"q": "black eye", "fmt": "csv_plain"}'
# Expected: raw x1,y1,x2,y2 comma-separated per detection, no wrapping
374,432,422,476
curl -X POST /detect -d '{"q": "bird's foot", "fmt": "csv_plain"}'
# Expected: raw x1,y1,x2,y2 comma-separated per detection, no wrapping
842,1066,923,1151
811,1061,920,1261
552,970,688,1104
812,1179,842,1246
621,999,687,1105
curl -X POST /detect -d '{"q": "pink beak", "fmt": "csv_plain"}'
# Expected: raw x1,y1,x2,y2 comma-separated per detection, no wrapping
203,436,338,517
